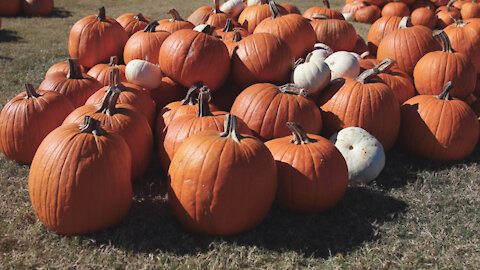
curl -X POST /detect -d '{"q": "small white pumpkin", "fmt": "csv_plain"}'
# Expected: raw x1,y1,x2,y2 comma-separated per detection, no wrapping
293,53,331,95
125,59,163,89
308,43,333,64
330,127,385,184
342,12,355,21
220,0,246,18
324,51,360,80
247,0,265,6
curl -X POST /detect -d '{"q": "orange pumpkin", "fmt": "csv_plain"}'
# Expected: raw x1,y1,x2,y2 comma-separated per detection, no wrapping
367,16,403,56
411,6,437,29
444,19,480,73
436,0,461,28
123,21,170,65
168,114,277,235
45,59,86,78
400,82,479,160
188,0,229,27
461,0,480,19
280,3,301,14
157,9,194,33
413,31,476,100
68,7,128,68
238,1,288,33
0,0,20,16
265,122,348,213
303,0,345,20
0,84,75,164
310,14,357,52
116,13,151,37
381,1,410,17
39,58,102,108
29,116,132,236
150,77,187,112
253,1,316,59
63,89,153,180
21,0,53,16
231,83,322,141
87,56,127,86
217,18,249,41
355,5,381,24
320,68,401,150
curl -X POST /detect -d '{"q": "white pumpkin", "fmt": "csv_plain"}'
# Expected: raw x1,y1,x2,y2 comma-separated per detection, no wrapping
220,0,245,18
350,52,362,61
293,54,331,95
342,12,355,21
125,59,163,89
247,0,265,6
330,127,385,184
308,43,333,64
324,51,360,80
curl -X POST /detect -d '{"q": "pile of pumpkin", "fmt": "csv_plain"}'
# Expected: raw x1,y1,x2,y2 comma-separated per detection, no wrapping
343,0,480,26
1,0,480,236
0,0,54,17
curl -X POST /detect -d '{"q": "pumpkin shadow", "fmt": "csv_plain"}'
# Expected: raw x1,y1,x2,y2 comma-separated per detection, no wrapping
0,30,23,43
50,7,72,18
88,183,406,258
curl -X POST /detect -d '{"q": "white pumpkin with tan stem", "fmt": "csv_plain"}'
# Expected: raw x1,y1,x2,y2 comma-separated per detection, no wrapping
330,127,385,184
220,0,245,18
125,59,163,89
308,43,333,64
324,51,360,80
293,53,331,95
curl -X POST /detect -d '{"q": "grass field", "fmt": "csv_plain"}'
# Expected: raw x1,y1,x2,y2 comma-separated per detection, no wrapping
1,0,480,268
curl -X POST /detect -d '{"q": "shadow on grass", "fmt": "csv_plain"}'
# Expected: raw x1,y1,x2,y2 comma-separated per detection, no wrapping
0,30,22,43
50,7,72,18
88,180,407,258
374,143,480,190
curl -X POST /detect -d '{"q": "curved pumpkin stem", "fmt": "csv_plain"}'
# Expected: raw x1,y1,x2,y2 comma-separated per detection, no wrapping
232,29,243,42
446,0,455,11
80,116,105,136
24,83,40,98
268,0,282,18
374,58,396,73
144,20,159,32
197,86,214,117
356,68,380,84
96,6,106,21
310,13,330,20
398,16,412,29
108,56,118,66
220,114,244,142
97,88,120,116
437,81,453,100
167,9,185,21
433,30,455,53
222,18,233,32
196,24,216,35
278,83,308,98
453,18,469,27
214,0,222,13
287,122,317,145
181,82,203,105
66,58,83,79
294,57,306,68
134,13,148,22
323,0,331,9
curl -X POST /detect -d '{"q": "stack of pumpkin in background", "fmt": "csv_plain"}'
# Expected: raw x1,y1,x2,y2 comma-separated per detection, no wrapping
0,0,54,17
0,0,479,236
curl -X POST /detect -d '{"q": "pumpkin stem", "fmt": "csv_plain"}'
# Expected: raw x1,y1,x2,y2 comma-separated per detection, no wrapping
453,18,469,27
144,20,159,32
197,86,214,117
134,13,148,22
80,116,105,136
278,83,308,98
268,0,282,18
66,58,83,79
446,0,455,11
168,9,184,21
222,18,233,32
232,29,243,42
436,81,453,100
433,30,455,53
181,82,203,105
196,24,216,35
294,57,305,69
24,83,40,98
360,51,370,59
97,88,121,116
310,13,330,20
220,114,244,142
96,7,106,21
214,0,221,13
374,58,396,73
322,0,331,9
398,16,412,29
356,68,380,83
108,56,118,66
287,122,317,145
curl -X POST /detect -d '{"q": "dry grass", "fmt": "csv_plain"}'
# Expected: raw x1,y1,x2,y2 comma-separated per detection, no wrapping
1,0,480,268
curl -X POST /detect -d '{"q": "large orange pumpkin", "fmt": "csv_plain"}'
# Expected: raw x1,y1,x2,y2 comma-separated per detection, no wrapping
29,116,132,236
399,82,479,160
253,1,316,59
377,18,441,76
63,89,153,180
0,84,75,164
413,31,476,100
444,18,480,73
309,14,357,52
39,58,102,108
436,0,461,28
381,1,410,17
158,26,230,92
168,114,277,235
188,0,229,27
320,68,401,151
231,83,322,141
411,6,437,29
116,13,151,37
123,21,170,65
68,7,128,68
303,0,345,20
87,56,127,86
265,122,348,213
367,16,403,56
461,0,480,19
238,1,288,33
157,9,195,33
